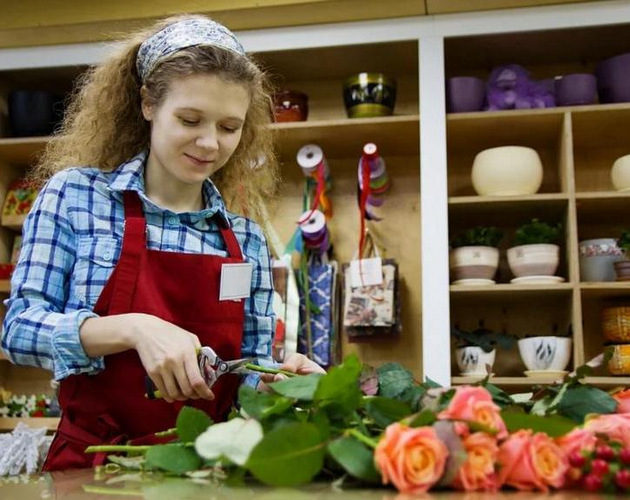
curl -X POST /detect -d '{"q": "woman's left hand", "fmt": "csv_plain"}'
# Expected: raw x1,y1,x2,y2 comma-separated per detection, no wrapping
257,353,325,391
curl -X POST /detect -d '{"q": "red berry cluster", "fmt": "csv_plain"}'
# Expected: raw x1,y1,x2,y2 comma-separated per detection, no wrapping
568,442,630,493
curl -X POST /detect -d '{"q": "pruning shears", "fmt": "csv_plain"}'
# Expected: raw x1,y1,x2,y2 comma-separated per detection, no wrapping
145,346,256,400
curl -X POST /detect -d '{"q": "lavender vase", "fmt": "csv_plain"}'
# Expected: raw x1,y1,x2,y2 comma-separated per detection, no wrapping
446,77,485,113
555,73,597,106
596,52,630,103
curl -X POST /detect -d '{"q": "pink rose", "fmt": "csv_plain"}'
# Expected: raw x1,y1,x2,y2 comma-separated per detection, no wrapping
584,413,630,447
614,389,630,414
374,423,448,494
438,386,507,440
556,428,597,456
498,429,568,492
453,432,501,492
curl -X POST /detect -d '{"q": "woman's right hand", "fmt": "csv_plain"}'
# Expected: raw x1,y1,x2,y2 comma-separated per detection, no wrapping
129,314,215,403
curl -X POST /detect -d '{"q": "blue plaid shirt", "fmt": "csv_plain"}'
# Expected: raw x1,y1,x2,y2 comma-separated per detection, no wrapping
2,151,274,387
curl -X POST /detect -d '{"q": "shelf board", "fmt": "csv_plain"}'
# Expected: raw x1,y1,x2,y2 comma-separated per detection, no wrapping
450,283,573,298
1,214,26,231
583,377,630,387
580,282,630,300
575,192,630,223
449,193,568,205
0,136,49,165
0,280,9,293
453,375,630,388
271,114,419,161
0,417,59,431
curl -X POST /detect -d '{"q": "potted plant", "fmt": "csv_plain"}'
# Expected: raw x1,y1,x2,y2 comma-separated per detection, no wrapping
518,329,572,376
507,218,563,284
614,230,630,281
452,326,516,376
449,226,503,285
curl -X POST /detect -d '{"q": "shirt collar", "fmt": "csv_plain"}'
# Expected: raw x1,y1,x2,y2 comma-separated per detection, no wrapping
108,150,230,224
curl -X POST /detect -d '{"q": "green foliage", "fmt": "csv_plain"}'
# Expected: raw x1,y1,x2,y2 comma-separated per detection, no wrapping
268,373,322,400
175,406,212,443
238,386,293,420
328,436,380,482
451,327,516,352
376,362,414,398
512,218,562,246
145,444,201,474
501,411,576,437
618,230,630,255
553,385,617,422
364,397,412,428
451,226,503,248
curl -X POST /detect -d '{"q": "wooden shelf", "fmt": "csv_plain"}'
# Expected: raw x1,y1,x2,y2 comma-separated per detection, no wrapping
0,280,9,293
453,375,630,388
580,282,630,300
271,114,419,161
450,283,573,299
0,136,49,165
0,417,59,432
1,214,26,231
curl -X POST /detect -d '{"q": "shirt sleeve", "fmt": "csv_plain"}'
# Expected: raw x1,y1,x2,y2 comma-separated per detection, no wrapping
240,226,276,389
1,171,104,380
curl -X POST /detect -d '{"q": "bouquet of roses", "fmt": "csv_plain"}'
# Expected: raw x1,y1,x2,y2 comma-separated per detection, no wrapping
87,355,630,494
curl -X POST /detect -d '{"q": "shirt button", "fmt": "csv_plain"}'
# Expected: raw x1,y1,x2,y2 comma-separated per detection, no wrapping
167,215,178,225
103,250,112,261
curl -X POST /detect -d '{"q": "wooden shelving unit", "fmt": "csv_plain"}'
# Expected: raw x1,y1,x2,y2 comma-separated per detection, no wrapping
0,417,59,431
446,23,630,389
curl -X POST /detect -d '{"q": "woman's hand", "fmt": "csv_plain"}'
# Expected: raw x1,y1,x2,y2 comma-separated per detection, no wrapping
129,314,215,403
258,353,326,391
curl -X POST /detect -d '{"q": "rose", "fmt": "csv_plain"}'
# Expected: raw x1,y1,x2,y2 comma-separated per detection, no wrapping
438,386,507,440
614,389,630,414
374,423,449,494
556,428,597,456
584,413,630,447
453,431,500,492
498,429,568,492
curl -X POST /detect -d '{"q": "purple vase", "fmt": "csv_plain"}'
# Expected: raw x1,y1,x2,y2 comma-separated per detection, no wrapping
596,52,630,103
446,76,485,113
555,73,597,106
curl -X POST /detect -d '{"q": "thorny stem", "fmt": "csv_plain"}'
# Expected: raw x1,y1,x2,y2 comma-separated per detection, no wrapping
244,363,297,378
347,428,379,449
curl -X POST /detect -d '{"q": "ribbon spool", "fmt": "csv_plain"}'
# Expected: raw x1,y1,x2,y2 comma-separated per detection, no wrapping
298,209,330,254
358,143,390,194
297,144,329,178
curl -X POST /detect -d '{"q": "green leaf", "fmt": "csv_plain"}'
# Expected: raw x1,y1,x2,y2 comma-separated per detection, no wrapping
238,385,294,420
484,383,514,408
501,410,577,437
377,363,414,398
314,355,362,413
328,436,380,482
194,418,263,466
364,397,412,428
145,444,201,474
555,385,617,423
530,396,553,416
399,385,426,411
269,373,322,400
175,406,212,443
246,422,326,486
406,409,437,428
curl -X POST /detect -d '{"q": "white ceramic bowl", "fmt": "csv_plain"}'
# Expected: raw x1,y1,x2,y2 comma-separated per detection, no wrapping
472,146,543,196
455,347,495,375
518,336,572,372
449,246,499,281
611,154,630,191
507,243,559,277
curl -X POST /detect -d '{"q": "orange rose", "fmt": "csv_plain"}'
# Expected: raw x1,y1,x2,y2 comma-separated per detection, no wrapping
498,429,567,492
438,386,507,439
453,431,500,492
556,428,597,456
614,389,630,414
584,413,630,447
374,423,448,494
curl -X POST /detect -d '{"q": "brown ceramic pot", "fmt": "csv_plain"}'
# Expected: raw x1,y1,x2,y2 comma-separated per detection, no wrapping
614,260,630,281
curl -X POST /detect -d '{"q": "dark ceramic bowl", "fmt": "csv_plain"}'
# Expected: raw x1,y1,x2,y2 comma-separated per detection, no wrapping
555,73,597,106
343,73,396,118
446,76,485,113
596,52,630,103
273,90,309,122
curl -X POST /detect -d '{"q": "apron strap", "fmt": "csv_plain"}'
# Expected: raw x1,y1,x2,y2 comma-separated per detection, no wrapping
107,191,146,314
214,213,243,260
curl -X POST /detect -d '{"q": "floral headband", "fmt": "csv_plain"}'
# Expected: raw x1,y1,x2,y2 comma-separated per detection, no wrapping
136,17,246,82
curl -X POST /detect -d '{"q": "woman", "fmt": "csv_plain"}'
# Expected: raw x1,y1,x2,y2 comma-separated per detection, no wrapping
2,15,322,470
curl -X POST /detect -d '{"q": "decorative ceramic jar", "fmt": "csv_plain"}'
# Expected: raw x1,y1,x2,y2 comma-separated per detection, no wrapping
471,146,543,196
518,336,572,374
602,306,630,343
455,347,495,376
343,73,396,118
446,77,485,113
579,238,623,282
449,246,499,284
608,344,630,375
611,154,630,192
273,90,309,122
596,52,630,104
554,73,597,106
507,243,559,277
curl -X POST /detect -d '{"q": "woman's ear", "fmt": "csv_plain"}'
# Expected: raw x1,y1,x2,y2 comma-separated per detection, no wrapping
140,86,153,121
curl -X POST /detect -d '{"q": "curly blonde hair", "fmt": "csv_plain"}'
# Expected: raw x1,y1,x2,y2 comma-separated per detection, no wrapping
33,15,279,224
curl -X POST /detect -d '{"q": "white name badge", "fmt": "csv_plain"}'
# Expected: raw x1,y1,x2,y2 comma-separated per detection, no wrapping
349,257,383,287
219,263,253,301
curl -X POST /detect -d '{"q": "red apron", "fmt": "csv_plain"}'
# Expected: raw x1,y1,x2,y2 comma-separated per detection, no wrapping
43,190,245,470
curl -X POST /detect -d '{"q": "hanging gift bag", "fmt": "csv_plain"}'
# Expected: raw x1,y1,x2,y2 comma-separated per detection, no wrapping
342,231,401,340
